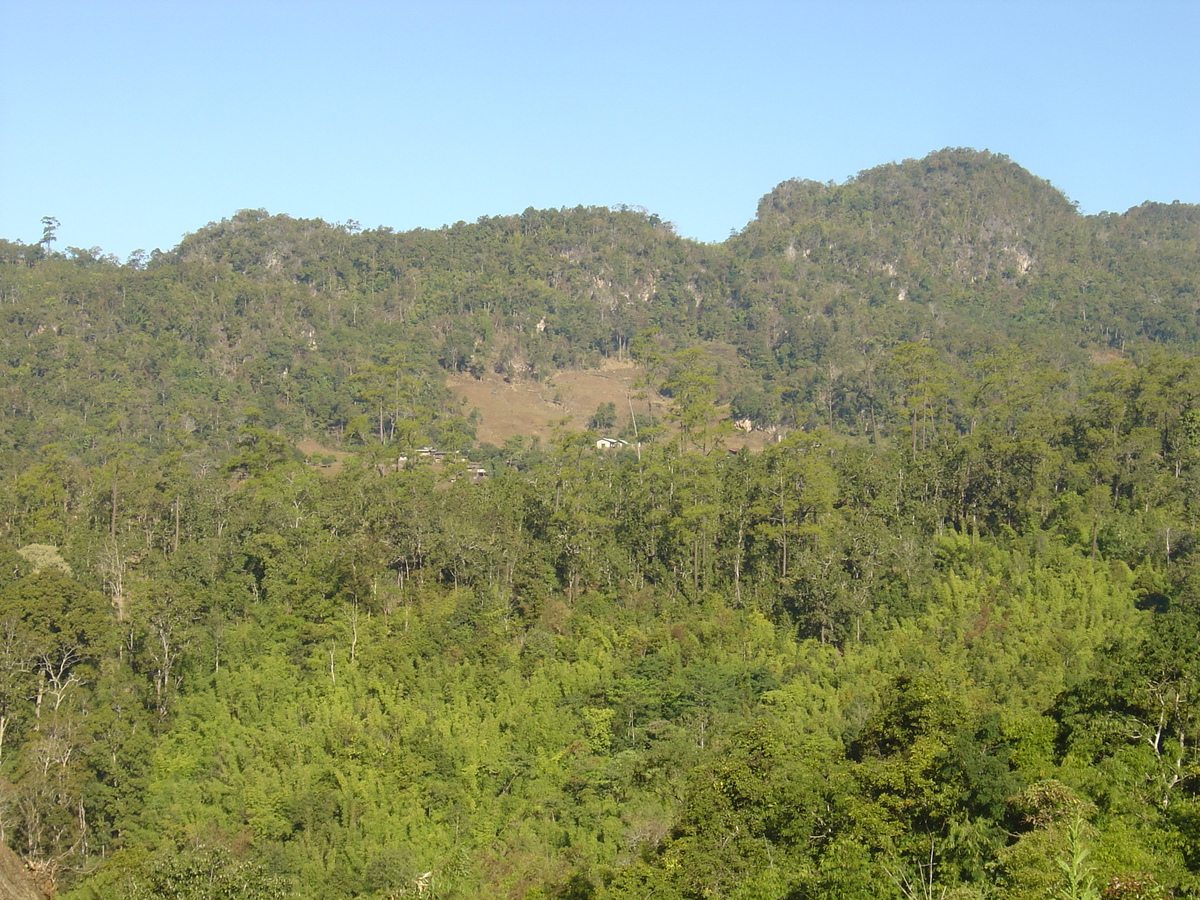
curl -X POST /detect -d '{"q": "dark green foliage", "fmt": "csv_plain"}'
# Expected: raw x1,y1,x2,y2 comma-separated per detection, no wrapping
88,843,288,900
588,402,617,431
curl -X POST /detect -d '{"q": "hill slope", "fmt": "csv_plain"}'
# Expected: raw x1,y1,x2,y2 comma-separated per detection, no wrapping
0,147,1196,467
2,149,1200,900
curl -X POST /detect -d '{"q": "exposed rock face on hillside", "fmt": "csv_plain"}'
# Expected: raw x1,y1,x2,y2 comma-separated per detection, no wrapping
0,843,45,900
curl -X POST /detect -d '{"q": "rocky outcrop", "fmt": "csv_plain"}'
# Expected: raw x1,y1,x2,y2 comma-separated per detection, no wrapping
0,843,46,900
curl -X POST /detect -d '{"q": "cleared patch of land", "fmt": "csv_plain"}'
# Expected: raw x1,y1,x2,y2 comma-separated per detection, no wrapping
297,361,771,461
296,437,351,473
448,360,668,447
449,360,770,451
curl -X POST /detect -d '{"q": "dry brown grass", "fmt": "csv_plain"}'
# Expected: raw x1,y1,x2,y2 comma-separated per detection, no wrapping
450,360,771,451
449,359,670,446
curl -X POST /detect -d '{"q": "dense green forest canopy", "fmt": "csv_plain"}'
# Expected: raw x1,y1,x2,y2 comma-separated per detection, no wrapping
1,149,1199,899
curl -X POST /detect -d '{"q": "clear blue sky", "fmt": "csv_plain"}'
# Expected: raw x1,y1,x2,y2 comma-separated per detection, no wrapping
2,1,1197,259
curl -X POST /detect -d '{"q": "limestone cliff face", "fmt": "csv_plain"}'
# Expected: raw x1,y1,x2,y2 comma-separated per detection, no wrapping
0,843,46,900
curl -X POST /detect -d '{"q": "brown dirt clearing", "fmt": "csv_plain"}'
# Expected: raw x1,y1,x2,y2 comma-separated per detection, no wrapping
449,361,770,451
449,360,667,446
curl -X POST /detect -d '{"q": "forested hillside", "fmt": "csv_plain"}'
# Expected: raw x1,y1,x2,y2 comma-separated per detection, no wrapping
1,149,1199,899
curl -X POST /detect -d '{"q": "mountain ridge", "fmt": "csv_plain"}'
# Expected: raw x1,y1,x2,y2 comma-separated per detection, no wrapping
0,147,1197,468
